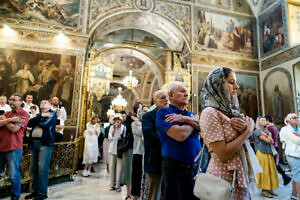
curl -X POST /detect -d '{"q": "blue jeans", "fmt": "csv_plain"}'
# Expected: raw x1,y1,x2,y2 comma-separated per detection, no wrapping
31,140,53,196
0,149,23,199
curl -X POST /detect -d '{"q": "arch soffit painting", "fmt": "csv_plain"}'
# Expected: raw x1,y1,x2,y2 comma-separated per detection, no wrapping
94,47,164,86
89,11,191,51
263,67,295,113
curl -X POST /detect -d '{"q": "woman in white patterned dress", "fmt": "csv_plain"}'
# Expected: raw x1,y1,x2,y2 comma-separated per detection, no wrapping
82,115,100,177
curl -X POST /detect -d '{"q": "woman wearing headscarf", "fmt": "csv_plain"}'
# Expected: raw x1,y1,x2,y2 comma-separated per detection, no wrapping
280,113,300,200
82,115,101,177
200,67,260,199
253,116,278,198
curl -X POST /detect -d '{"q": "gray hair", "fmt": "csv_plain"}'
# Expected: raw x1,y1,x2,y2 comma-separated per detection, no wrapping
153,89,167,101
168,81,186,94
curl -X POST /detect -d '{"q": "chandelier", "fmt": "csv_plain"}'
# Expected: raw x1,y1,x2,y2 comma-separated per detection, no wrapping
88,55,113,101
107,105,115,119
164,53,191,94
122,69,138,89
112,87,128,111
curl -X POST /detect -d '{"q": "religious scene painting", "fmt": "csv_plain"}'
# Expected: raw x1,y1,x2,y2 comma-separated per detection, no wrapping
259,3,287,56
197,71,259,120
264,70,293,124
196,0,230,9
0,48,76,116
194,8,255,57
236,74,259,120
0,0,80,27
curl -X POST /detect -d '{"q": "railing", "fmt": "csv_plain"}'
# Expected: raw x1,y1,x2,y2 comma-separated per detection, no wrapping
0,139,80,188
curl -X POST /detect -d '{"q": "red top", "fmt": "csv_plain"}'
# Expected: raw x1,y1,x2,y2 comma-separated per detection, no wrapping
0,108,29,152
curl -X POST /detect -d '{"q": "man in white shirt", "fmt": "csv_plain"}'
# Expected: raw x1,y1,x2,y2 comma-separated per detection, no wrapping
51,97,67,121
51,97,66,142
23,94,40,115
0,95,11,113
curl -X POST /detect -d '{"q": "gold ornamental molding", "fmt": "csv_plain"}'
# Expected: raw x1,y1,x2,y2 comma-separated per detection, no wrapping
261,45,300,70
190,53,259,71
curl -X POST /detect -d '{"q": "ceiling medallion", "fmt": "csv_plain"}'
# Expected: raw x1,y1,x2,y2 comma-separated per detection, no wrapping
133,0,155,11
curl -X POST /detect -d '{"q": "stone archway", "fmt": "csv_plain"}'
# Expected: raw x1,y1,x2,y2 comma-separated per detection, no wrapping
89,11,191,51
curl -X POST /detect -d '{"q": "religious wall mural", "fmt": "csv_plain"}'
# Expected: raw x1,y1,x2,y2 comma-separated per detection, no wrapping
197,71,259,119
259,2,287,57
263,68,294,124
236,74,259,120
287,2,300,47
89,0,132,28
233,0,251,14
0,0,80,27
194,8,255,57
0,48,76,116
196,0,231,9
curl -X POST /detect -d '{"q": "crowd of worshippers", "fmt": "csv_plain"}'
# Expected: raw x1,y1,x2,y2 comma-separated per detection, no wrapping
89,68,300,200
2,67,300,200
0,94,67,200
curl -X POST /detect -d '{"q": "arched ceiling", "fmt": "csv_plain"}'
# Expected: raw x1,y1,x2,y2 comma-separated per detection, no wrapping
90,11,190,51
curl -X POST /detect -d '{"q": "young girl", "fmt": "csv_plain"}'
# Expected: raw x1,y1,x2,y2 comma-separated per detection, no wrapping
82,115,100,177
254,116,279,198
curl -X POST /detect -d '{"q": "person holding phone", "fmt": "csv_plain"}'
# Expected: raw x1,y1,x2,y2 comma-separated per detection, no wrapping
25,100,57,200
108,114,126,192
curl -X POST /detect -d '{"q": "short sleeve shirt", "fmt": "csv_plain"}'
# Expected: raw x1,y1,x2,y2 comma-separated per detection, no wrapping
253,129,273,154
0,108,29,151
200,107,248,189
156,104,201,164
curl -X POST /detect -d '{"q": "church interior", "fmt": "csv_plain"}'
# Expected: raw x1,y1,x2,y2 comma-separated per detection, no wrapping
0,0,300,199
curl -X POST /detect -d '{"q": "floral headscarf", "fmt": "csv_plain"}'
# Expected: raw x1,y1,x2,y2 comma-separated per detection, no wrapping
203,67,241,118
284,113,298,125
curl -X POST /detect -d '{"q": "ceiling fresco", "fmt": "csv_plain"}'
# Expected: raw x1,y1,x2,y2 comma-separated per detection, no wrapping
0,0,80,28
95,29,167,58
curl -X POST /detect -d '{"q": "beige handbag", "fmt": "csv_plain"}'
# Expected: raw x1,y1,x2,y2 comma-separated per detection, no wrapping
193,144,236,200
31,126,43,138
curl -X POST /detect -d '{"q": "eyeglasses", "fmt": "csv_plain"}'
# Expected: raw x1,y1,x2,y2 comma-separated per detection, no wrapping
291,117,299,119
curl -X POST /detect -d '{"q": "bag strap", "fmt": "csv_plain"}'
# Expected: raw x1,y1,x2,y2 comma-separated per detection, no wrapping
195,140,237,191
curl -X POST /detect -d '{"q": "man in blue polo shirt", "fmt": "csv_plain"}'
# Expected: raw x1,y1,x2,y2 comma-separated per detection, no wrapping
156,81,201,200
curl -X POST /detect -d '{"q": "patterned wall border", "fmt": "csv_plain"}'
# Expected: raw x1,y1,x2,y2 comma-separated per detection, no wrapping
0,39,85,127
262,67,295,115
261,45,300,70
190,52,259,71
258,0,289,58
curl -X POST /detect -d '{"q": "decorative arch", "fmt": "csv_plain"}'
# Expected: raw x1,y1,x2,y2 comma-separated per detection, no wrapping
89,11,191,51
93,46,164,87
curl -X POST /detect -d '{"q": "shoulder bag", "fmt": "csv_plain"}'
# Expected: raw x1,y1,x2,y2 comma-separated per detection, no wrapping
193,143,236,200
117,126,127,158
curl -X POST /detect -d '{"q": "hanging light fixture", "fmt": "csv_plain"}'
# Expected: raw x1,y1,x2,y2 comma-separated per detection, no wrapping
88,55,113,101
112,87,128,111
107,105,115,119
122,68,138,90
